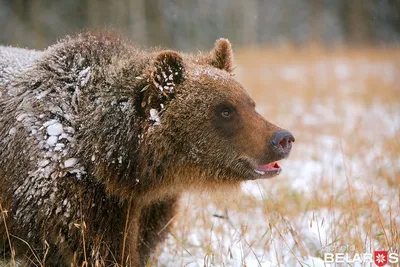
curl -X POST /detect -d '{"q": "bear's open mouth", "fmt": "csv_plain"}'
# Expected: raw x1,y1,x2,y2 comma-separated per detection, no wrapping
254,161,281,178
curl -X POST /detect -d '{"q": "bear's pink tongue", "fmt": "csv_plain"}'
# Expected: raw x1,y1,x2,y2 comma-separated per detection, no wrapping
257,162,280,171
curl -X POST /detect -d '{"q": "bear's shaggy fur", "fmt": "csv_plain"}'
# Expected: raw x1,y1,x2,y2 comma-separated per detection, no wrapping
0,32,291,266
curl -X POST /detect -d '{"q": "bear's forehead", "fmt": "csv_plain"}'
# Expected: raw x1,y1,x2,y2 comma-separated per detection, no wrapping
191,66,229,81
188,66,254,107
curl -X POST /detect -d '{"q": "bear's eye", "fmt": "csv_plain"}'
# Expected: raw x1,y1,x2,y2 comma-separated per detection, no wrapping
221,108,232,118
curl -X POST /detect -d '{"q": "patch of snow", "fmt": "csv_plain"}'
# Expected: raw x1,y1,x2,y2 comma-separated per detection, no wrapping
334,61,351,80
16,113,30,122
46,121,64,136
8,127,16,135
36,90,50,100
46,135,58,146
78,66,91,86
280,66,306,82
300,256,329,267
302,113,319,125
241,181,265,201
149,108,161,124
38,159,50,167
54,143,65,151
64,158,77,168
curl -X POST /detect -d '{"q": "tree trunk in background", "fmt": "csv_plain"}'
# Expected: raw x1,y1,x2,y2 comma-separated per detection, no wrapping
393,0,400,32
127,0,147,45
238,0,258,46
110,0,130,36
346,0,370,44
30,0,46,48
9,0,32,47
309,0,321,43
87,0,110,28
144,0,168,47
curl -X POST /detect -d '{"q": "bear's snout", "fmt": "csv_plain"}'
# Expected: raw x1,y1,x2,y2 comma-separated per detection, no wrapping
270,130,295,158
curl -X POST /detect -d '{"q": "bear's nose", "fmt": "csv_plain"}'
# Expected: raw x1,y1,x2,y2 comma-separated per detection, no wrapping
270,130,295,157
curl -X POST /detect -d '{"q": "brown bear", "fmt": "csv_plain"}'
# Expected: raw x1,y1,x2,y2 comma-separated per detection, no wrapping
0,32,294,266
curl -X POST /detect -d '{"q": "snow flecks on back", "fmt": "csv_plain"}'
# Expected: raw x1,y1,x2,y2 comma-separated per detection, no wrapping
46,121,64,136
149,108,161,125
10,61,93,226
78,66,91,87
8,127,17,135
64,158,78,168
13,111,85,224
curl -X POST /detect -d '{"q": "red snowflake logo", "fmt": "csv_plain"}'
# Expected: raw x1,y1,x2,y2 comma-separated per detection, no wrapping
374,250,388,266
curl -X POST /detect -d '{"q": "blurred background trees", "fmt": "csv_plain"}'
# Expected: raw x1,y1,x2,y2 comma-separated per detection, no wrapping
1,0,399,50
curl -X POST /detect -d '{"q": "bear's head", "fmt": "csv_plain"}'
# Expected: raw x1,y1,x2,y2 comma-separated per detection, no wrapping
142,39,294,190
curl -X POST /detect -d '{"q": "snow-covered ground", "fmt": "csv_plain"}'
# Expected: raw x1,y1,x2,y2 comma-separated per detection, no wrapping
152,50,400,266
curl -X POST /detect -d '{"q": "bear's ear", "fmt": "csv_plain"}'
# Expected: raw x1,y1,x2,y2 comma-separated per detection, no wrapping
151,51,185,92
208,38,234,73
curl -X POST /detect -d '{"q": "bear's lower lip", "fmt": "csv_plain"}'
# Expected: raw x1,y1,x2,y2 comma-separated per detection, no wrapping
254,162,282,178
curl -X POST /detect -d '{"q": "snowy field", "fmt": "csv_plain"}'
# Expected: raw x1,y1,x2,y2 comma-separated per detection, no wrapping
149,47,400,266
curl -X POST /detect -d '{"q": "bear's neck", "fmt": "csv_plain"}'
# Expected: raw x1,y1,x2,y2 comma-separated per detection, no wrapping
65,49,177,200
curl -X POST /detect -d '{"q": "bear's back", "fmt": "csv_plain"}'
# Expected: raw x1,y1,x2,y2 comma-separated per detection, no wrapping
0,46,43,90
